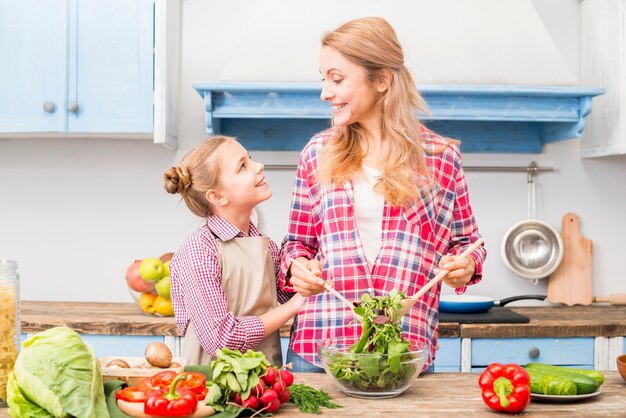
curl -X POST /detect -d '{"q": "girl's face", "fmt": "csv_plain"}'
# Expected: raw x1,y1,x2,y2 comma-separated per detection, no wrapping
215,140,271,210
319,46,384,129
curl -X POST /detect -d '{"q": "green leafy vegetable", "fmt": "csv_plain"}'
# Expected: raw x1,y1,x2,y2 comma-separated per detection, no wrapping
326,290,418,392
288,384,342,414
205,348,270,414
8,326,110,418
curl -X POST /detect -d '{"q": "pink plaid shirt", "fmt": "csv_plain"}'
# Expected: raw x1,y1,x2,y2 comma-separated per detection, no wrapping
170,216,290,356
279,126,486,368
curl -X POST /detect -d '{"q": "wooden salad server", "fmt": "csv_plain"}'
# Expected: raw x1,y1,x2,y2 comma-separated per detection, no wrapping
399,238,485,317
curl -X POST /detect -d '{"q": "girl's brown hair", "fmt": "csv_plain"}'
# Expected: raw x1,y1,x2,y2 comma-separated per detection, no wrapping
163,135,233,217
318,17,437,206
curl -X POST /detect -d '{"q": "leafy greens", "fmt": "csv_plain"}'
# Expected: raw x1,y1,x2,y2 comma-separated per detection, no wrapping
326,290,417,392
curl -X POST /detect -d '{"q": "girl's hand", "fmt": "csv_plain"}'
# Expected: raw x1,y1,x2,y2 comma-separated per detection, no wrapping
438,255,476,289
288,257,326,297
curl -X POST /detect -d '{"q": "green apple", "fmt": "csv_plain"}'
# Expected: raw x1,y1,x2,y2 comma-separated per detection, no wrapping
155,275,171,299
139,257,165,281
163,260,171,276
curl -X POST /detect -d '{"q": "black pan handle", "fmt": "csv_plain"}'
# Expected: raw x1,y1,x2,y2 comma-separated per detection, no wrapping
496,295,546,306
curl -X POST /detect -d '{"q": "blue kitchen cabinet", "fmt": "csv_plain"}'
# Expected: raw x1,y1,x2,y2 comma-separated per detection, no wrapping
433,338,461,372
470,338,594,373
0,0,154,134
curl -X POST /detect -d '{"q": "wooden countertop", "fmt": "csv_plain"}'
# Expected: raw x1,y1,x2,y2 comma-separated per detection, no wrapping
19,301,459,338
1,372,624,417
20,301,626,338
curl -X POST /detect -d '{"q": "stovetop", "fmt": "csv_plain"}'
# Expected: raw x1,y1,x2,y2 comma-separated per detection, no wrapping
439,307,530,324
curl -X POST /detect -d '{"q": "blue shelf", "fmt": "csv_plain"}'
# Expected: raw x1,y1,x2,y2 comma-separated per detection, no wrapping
193,82,604,153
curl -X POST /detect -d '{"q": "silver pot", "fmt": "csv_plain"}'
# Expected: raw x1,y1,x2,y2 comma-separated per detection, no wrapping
501,219,563,280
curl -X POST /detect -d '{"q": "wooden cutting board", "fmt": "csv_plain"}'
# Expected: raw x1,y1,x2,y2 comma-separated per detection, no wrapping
547,213,593,306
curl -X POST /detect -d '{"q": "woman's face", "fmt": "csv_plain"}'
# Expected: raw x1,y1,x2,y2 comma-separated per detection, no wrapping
319,46,384,129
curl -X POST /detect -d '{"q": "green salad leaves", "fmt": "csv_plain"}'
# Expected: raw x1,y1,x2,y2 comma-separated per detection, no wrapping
325,290,418,391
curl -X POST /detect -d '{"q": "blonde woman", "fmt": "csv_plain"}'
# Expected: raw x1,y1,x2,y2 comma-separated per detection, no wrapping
279,17,486,372
165,136,303,366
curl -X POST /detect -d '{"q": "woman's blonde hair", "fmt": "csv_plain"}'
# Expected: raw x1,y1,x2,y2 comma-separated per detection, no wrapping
318,17,434,206
163,135,233,217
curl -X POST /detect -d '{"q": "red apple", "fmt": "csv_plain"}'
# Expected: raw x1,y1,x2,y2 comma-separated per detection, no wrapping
126,260,155,293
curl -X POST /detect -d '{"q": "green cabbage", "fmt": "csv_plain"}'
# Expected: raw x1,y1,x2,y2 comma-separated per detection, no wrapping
8,326,110,418
6,372,53,417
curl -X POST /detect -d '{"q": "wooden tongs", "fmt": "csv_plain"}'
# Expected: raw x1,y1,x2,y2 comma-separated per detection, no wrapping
290,237,484,321
289,258,360,318
398,238,485,317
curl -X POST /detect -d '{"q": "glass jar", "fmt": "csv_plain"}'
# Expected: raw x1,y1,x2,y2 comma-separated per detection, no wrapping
0,260,20,406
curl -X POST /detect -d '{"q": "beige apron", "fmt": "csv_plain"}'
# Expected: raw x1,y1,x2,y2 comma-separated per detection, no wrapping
182,235,282,366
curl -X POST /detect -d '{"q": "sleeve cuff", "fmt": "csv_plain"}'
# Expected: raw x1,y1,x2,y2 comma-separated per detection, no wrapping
240,316,265,350
279,249,314,292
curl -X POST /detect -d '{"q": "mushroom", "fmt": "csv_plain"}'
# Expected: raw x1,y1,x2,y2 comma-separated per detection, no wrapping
105,359,131,369
144,342,173,368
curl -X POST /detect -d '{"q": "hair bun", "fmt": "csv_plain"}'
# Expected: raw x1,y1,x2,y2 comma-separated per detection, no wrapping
163,166,192,194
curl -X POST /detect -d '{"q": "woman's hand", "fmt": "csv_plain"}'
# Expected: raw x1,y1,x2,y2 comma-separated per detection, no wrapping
288,257,326,297
438,255,477,289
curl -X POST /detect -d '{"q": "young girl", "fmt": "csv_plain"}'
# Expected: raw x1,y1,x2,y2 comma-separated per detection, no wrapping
164,135,303,366
280,17,486,372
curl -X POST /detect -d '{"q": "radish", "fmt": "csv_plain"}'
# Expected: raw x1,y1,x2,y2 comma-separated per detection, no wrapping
263,366,278,385
266,398,280,413
279,369,294,387
278,388,290,403
259,388,278,405
272,379,286,395
253,381,265,397
242,394,260,410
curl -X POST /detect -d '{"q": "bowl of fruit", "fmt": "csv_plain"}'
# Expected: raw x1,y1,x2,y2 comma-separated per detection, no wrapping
125,253,174,317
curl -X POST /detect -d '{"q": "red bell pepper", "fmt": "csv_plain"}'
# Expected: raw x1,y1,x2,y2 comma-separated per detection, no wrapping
478,363,531,414
144,373,198,417
176,372,206,395
137,370,177,393
115,385,148,403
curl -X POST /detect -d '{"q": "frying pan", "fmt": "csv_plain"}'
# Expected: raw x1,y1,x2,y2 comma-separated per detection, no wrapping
439,294,546,314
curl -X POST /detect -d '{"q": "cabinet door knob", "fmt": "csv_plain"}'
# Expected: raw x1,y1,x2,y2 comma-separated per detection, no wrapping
43,101,56,113
528,347,540,359
67,102,79,113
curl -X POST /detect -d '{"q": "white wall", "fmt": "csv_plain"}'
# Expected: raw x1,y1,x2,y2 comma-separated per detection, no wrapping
2,0,625,304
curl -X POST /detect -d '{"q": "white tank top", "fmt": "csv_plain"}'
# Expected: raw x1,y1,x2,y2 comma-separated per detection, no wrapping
352,164,384,269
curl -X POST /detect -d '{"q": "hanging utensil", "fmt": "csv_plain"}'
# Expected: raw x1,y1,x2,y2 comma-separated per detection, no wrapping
501,163,563,283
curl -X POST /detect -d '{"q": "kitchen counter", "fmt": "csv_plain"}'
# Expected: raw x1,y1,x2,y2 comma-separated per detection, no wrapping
20,301,626,338
1,372,624,417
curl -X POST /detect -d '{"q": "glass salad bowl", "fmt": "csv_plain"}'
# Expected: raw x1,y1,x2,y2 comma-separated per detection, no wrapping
317,336,428,399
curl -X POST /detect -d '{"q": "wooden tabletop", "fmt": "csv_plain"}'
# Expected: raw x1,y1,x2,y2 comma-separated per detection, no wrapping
276,372,626,417
19,301,626,338
5,371,624,417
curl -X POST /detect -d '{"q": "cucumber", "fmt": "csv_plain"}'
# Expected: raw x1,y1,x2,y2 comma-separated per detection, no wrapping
525,367,577,395
524,362,605,386
524,364,599,395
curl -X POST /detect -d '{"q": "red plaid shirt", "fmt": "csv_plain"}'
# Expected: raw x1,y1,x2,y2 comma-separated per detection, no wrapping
279,126,486,368
170,216,290,356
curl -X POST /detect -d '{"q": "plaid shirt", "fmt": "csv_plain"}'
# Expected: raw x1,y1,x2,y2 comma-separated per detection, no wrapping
170,216,290,356
279,126,486,368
